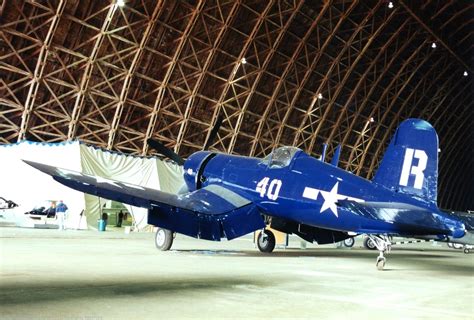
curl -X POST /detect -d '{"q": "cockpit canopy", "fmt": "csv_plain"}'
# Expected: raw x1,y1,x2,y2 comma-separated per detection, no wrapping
262,146,302,168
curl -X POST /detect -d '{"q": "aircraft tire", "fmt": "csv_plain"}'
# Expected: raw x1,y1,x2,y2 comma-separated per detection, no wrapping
343,237,355,247
155,227,173,251
363,237,377,250
453,243,463,249
376,257,386,271
257,230,276,253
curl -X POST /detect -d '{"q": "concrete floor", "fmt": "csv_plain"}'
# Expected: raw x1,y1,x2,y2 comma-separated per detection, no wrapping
1,226,473,320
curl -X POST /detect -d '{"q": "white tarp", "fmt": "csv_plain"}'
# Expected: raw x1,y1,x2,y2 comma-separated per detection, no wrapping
0,141,184,230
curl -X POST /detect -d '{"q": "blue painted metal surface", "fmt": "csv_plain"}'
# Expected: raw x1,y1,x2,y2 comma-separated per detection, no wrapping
25,119,471,245
330,145,341,167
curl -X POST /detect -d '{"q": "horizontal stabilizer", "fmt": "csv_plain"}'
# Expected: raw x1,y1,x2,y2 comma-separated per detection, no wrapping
337,200,457,237
443,210,474,231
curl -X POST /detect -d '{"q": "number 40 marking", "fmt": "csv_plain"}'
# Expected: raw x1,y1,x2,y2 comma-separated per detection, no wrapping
256,177,282,200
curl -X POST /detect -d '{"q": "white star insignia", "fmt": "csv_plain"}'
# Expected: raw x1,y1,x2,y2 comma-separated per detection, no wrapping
303,183,364,218
96,176,122,188
319,182,341,217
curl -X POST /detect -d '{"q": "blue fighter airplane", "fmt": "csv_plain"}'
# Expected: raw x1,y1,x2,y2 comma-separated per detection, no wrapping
25,119,474,270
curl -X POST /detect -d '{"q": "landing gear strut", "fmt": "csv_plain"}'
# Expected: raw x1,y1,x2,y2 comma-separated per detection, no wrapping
367,235,392,270
155,227,174,251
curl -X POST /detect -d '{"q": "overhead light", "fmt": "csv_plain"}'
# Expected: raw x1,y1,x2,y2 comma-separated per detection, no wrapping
117,0,125,7
317,93,323,99
438,148,441,153
369,117,375,123
241,57,247,64
388,2,394,9
431,42,437,49
463,71,468,77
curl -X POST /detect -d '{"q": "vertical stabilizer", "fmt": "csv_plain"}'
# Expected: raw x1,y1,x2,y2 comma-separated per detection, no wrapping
373,119,438,204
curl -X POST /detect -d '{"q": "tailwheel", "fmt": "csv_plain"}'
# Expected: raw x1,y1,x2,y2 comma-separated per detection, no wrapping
368,235,392,271
257,229,276,253
155,227,173,251
376,255,386,271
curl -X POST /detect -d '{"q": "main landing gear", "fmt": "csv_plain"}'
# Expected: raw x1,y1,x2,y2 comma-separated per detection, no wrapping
363,236,377,250
367,235,392,270
257,229,276,253
155,227,174,251
343,237,355,248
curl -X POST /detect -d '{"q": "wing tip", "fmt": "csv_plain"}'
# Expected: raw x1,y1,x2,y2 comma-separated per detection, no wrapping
22,159,58,176
22,159,41,169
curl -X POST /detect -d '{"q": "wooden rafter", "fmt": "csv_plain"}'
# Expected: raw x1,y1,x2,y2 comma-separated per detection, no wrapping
107,0,164,149
142,0,205,155
201,1,275,153
67,3,118,140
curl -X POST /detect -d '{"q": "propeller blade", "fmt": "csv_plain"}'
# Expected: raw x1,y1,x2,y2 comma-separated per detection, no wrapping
147,139,185,166
203,114,223,150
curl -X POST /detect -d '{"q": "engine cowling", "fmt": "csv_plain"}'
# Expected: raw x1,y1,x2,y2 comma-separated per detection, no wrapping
183,151,216,192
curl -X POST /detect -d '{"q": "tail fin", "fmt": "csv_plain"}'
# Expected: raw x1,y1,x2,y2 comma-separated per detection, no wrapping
373,119,438,204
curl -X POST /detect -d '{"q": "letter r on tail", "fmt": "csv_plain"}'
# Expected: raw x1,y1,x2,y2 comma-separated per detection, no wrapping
399,148,428,189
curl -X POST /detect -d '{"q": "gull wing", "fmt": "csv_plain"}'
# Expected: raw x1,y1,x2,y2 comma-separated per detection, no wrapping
24,160,265,240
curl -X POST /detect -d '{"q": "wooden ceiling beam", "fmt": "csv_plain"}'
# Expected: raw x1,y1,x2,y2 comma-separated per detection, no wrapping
174,0,241,154
107,0,165,149
399,0,471,73
17,0,66,141
356,39,433,176
201,0,275,153
227,0,304,154
142,0,205,155
67,3,118,140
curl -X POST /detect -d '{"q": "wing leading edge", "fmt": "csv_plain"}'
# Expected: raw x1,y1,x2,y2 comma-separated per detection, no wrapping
24,160,265,241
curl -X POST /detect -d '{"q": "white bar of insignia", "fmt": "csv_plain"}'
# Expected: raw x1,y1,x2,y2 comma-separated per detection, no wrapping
302,187,319,200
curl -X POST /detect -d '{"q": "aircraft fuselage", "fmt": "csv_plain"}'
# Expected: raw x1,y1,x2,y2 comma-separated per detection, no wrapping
183,150,465,239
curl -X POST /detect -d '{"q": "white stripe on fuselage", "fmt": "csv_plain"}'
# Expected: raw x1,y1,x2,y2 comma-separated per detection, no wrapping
302,182,364,217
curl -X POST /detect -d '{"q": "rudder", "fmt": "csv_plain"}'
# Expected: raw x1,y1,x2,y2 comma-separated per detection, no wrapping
373,119,438,204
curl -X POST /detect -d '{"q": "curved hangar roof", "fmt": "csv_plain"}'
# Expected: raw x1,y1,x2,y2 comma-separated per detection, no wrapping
1,1,473,210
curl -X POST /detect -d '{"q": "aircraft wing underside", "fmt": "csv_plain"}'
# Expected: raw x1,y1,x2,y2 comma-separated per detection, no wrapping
24,160,265,241
337,200,453,236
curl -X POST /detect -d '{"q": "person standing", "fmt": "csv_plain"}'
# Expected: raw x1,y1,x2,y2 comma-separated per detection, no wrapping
56,200,68,230
116,210,124,227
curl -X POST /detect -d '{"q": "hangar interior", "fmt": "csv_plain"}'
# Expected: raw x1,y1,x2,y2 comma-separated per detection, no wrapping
0,1,473,319
1,0,472,209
